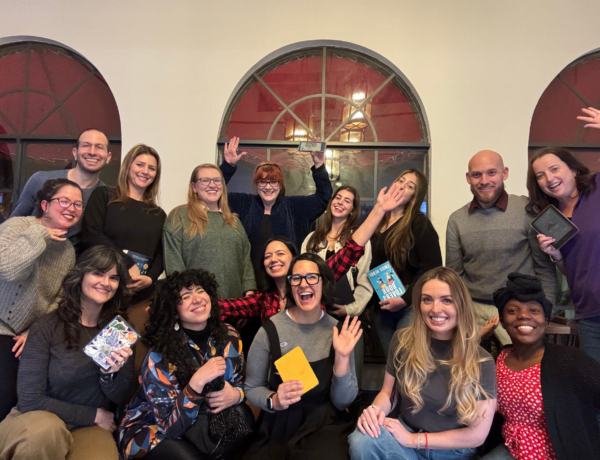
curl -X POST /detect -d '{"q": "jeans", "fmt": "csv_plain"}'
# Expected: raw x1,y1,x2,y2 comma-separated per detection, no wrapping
577,315,600,364
348,418,477,460
373,306,413,357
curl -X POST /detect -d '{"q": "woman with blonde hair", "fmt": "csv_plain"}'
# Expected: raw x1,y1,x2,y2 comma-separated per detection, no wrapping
163,163,256,299
349,267,497,460
368,169,442,356
82,144,166,297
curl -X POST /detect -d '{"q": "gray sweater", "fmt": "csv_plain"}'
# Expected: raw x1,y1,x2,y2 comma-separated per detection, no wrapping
245,310,358,412
163,207,256,299
446,194,557,305
17,312,135,428
0,217,75,336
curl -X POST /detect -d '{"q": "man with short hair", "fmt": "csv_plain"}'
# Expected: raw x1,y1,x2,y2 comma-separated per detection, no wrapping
446,150,557,346
11,128,112,251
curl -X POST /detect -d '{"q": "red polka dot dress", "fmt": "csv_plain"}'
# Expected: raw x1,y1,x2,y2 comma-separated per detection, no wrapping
496,349,557,460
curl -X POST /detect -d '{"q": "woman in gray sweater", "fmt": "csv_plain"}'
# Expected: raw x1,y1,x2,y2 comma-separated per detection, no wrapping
244,252,362,460
0,178,83,422
0,245,135,460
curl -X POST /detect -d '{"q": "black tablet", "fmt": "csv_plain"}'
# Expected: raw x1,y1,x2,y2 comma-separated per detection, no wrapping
531,205,579,250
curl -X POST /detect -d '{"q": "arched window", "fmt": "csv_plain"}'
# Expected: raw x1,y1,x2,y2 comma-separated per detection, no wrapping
218,43,429,217
0,38,121,219
529,50,600,172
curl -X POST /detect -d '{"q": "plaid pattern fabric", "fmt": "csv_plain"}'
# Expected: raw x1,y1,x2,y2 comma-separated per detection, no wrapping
218,237,365,322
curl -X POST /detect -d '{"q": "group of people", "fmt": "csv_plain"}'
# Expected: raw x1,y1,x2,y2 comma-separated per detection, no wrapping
0,106,597,460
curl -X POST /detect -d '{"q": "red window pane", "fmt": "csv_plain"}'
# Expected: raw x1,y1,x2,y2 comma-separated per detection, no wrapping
270,99,322,141
0,92,24,134
370,83,422,142
261,55,322,105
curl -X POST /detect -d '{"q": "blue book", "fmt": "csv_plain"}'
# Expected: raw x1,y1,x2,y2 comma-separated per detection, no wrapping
123,250,152,276
367,262,406,301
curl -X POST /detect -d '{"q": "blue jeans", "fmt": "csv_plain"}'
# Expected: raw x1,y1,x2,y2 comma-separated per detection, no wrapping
577,316,600,364
373,306,413,358
348,419,477,460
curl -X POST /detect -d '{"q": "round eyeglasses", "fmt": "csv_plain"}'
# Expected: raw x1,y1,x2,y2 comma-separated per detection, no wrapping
49,197,84,211
287,273,321,286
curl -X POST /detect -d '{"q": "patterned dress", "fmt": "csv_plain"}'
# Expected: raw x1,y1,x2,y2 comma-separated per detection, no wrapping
496,349,557,460
118,324,244,458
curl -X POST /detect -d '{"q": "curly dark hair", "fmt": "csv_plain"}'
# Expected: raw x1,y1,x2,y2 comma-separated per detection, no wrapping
144,269,229,386
285,253,336,311
33,178,83,218
526,146,598,215
57,245,132,349
256,236,299,293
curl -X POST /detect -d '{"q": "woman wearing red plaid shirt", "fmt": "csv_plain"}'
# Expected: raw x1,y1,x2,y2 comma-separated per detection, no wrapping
218,182,405,328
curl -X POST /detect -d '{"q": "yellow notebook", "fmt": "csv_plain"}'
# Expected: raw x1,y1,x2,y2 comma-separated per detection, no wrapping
274,346,319,394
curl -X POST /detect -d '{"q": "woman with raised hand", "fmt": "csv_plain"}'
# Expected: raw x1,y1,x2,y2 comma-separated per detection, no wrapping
244,252,363,460
163,163,256,300
0,178,83,422
82,144,166,297
219,136,332,264
0,245,135,460
349,267,497,460
118,269,248,460
368,169,442,356
218,182,404,330
482,272,600,460
526,141,600,363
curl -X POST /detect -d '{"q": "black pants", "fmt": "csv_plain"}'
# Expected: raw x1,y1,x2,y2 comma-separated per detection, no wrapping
145,438,207,460
0,335,19,422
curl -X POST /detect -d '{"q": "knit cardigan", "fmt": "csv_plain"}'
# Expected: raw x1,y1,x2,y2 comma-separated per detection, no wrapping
0,217,75,336
220,162,332,260
540,343,600,460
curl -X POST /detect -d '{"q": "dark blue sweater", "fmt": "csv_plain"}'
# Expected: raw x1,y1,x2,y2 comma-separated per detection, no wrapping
220,161,332,260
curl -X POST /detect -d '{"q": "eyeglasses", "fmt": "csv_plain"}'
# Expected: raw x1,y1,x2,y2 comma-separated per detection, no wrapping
287,273,321,286
195,177,223,186
78,142,108,152
50,197,84,211
258,180,280,188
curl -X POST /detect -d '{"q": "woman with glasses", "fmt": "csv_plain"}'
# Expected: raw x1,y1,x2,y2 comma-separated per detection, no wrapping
0,178,83,422
82,144,166,298
219,136,333,266
163,163,256,299
244,252,363,460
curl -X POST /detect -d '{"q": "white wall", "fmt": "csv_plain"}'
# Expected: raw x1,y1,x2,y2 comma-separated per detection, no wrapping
4,0,600,255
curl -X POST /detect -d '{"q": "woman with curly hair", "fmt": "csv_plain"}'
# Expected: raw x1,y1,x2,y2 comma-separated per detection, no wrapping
349,267,497,460
0,178,83,421
0,245,135,460
118,269,249,460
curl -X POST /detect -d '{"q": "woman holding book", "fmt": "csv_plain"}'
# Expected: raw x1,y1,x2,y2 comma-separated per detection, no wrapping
368,169,442,356
163,163,256,300
349,267,497,460
82,144,166,298
244,252,362,460
0,178,83,422
526,132,600,363
0,245,135,460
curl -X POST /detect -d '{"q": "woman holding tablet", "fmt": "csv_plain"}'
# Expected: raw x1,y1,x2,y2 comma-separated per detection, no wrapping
526,140,600,362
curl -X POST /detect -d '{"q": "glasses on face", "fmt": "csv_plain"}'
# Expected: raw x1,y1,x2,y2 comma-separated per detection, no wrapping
287,273,321,286
258,180,280,188
50,197,84,211
195,177,223,186
78,142,108,152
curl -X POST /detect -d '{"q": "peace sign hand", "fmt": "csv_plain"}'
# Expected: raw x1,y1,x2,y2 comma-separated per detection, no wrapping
224,136,247,166
332,315,362,358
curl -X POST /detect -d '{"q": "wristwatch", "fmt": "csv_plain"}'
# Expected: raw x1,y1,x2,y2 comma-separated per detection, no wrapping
266,392,276,410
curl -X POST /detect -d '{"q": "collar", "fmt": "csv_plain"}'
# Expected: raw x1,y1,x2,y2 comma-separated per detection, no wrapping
468,190,508,213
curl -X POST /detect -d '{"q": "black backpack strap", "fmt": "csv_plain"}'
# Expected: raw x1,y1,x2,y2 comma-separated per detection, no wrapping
262,319,283,390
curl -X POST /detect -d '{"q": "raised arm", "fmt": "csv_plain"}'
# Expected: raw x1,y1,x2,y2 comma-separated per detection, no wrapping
352,182,403,247
0,220,51,282
220,136,246,185
577,106,600,129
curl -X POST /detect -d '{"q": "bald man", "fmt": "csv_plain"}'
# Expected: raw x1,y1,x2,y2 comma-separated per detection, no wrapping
446,150,557,346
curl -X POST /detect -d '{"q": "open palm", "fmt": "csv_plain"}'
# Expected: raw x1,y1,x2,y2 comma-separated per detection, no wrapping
332,316,362,358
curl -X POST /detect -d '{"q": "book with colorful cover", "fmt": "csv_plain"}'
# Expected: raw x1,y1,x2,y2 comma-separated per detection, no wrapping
123,249,152,276
367,261,406,301
83,315,140,371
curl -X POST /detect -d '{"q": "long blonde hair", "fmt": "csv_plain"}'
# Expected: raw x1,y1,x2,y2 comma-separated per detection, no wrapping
111,144,161,208
375,169,428,272
168,163,238,238
393,267,490,425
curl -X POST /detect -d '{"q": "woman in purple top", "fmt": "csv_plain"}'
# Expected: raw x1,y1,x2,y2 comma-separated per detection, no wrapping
526,131,600,363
